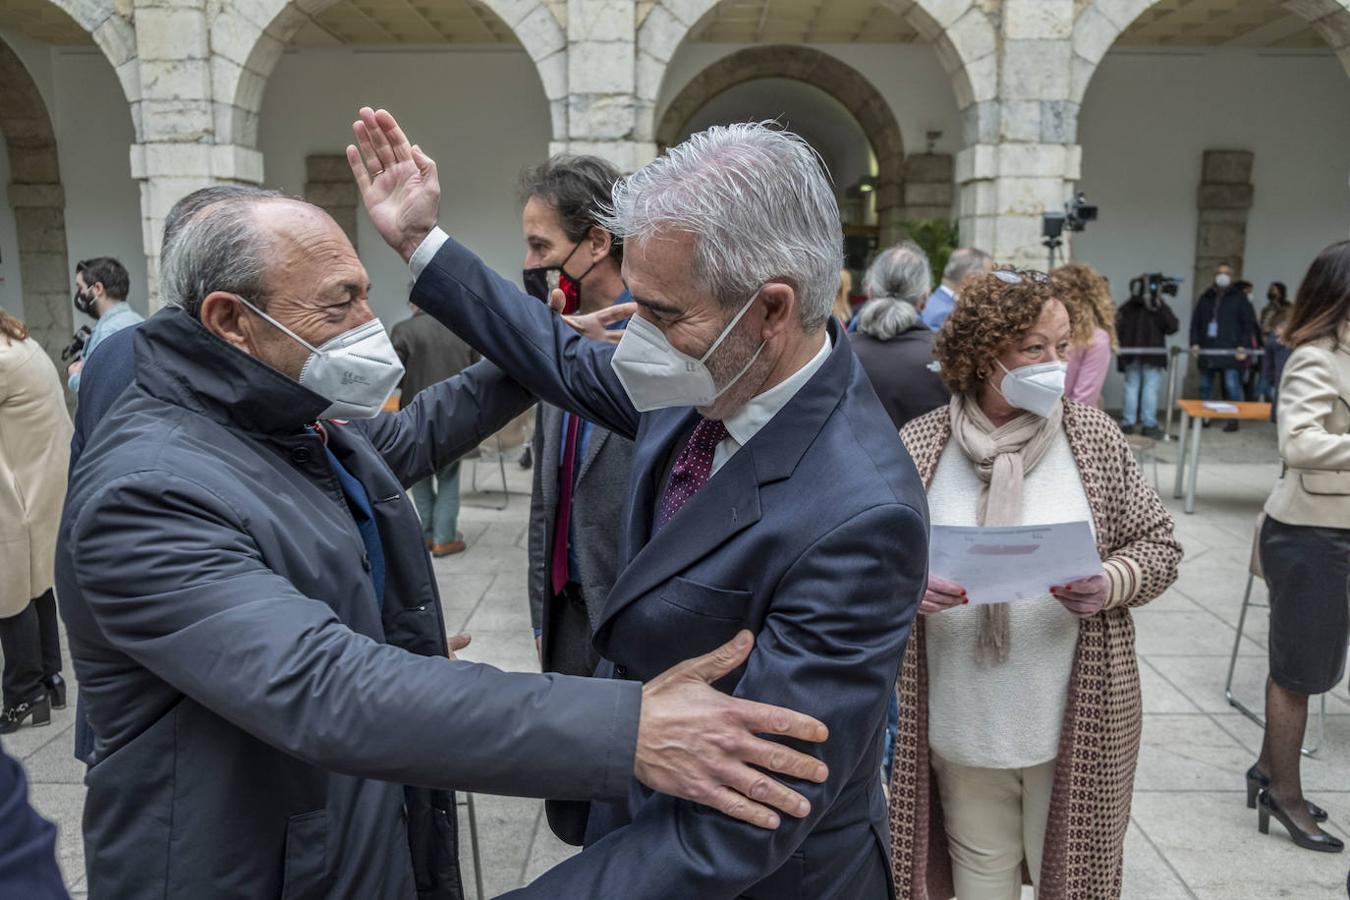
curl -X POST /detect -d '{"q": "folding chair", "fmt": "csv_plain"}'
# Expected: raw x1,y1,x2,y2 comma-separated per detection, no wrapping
1225,516,1325,756
465,433,510,511
456,792,485,900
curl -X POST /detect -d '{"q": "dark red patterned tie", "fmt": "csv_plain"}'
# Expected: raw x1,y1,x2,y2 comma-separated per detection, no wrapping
549,413,582,595
654,417,729,533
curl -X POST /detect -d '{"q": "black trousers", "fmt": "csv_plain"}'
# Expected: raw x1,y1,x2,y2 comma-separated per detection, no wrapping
0,590,62,707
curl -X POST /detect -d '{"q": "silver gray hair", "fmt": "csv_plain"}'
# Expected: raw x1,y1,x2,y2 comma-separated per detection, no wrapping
600,122,843,330
160,188,288,318
942,247,993,287
856,241,929,341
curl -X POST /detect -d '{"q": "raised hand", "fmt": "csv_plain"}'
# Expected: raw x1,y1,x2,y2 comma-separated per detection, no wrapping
635,630,830,830
347,107,440,262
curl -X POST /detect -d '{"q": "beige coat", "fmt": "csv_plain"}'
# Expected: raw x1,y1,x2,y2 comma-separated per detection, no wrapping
1264,322,1350,529
888,400,1183,900
0,336,73,617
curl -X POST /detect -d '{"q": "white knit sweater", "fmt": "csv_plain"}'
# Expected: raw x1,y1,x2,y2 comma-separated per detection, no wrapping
924,432,1094,769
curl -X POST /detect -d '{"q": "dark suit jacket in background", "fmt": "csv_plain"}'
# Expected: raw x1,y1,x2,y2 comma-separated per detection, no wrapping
850,327,952,431
1189,285,1258,370
528,401,633,674
412,236,928,899
0,740,66,899
391,309,478,409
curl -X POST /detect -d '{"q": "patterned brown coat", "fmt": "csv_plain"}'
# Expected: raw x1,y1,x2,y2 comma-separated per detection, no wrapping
887,400,1183,900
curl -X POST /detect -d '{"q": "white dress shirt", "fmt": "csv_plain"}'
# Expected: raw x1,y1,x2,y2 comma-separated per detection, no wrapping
410,226,834,475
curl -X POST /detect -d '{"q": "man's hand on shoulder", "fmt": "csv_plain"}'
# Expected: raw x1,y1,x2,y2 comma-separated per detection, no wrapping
635,630,829,831
348,107,440,262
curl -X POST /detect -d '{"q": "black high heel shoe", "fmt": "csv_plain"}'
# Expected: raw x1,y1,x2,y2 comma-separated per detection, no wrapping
1246,764,1327,822
1258,789,1344,853
0,696,52,734
43,673,67,710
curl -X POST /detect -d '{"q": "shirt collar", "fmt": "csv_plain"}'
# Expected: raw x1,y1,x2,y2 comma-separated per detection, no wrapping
722,332,832,448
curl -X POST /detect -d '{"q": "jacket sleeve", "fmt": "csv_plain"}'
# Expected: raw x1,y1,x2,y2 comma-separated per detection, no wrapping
69,469,640,800
356,359,535,488
0,744,66,900
410,234,640,441
1101,432,1183,610
1157,302,1179,336
1276,348,1350,470
503,502,925,899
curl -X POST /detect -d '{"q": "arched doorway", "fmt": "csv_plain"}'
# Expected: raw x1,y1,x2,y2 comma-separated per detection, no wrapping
656,45,912,250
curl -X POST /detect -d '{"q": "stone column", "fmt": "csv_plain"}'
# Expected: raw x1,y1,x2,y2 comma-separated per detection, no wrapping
132,0,263,308
9,183,72,369
1192,150,1254,297
902,153,955,230
958,0,1081,268
304,155,359,248
558,0,651,172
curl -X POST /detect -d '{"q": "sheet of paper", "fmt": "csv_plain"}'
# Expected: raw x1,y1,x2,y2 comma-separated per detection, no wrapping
929,521,1101,606
1202,401,1239,413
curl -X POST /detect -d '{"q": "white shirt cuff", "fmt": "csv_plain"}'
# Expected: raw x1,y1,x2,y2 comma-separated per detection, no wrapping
409,227,450,280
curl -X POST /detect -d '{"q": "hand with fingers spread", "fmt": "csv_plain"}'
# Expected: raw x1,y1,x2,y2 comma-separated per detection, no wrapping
347,107,440,262
1050,572,1109,618
635,630,830,831
920,574,968,615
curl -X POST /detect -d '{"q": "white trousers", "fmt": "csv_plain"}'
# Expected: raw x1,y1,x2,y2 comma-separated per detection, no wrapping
931,752,1057,900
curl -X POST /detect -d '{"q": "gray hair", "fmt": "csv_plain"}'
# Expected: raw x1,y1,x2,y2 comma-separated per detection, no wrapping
600,122,843,330
160,188,289,318
942,247,993,287
162,184,280,257
856,241,929,341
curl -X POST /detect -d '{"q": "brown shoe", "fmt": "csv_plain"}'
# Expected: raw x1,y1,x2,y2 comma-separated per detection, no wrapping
432,538,466,558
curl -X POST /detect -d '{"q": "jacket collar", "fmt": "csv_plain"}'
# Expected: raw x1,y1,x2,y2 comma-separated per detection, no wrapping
134,307,330,434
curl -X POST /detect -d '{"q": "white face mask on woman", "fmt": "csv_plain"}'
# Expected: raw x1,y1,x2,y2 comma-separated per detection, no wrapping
995,360,1067,418
233,295,405,420
609,290,764,411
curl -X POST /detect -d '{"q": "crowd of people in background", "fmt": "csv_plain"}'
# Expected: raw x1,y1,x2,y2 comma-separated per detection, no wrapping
0,111,1344,899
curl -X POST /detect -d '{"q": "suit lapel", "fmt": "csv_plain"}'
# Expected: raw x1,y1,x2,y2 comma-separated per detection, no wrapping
539,403,563,511
598,441,762,637
574,423,610,484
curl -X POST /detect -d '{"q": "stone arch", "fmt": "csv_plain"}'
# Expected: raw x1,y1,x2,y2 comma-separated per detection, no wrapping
212,0,567,149
40,0,141,138
637,0,997,143
655,45,909,241
0,35,73,368
1070,0,1350,104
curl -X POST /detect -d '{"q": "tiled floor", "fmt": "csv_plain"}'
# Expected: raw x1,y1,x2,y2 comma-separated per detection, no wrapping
9,431,1349,899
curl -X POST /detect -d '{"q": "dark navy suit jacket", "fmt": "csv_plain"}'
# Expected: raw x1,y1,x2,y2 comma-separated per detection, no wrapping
413,236,928,900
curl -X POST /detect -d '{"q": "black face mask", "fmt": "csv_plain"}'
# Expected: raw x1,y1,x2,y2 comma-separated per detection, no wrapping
74,288,99,319
522,241,600,315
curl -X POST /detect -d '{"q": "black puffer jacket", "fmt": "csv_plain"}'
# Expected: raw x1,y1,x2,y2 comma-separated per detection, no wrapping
1116,295,1179,371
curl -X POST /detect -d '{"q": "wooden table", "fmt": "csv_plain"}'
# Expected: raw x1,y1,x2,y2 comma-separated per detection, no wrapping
1172,399,1272,514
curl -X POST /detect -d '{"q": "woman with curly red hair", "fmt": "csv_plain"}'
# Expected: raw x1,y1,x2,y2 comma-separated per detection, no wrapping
887,269,1181,899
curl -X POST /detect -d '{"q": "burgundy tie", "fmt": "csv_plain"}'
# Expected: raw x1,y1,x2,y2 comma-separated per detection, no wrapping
654,417,729,533
550,413,582,595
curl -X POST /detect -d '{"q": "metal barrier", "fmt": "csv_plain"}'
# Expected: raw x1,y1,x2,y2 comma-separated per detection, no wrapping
1116,346,1265,442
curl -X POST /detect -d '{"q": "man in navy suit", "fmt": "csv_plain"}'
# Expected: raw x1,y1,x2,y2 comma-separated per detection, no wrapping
350,108,927,898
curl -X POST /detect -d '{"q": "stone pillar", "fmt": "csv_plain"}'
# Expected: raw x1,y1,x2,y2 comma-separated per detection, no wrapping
9,183,72,369
304,155,359,248
556,0,651,172
1192,150,1254,298
958,0,1081,268
902,153,955,229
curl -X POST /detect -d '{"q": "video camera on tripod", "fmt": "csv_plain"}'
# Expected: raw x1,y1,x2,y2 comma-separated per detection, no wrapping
1041,193,1098,269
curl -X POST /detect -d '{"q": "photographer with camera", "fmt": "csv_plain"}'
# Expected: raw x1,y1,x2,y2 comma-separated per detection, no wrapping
67,257,142,392
1117,274,1180,438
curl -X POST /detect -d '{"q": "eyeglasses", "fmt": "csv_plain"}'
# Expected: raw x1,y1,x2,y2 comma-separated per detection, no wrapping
990,268,1049,285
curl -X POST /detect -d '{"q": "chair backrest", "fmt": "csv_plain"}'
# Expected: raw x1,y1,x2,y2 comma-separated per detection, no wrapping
1249,513,1266,579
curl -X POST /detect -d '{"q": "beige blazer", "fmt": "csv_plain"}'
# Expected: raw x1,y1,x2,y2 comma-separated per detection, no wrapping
0,336,73,617
1265,322,1350,529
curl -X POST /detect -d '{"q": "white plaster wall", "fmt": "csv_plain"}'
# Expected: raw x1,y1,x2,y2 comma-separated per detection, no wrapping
258,46,552,327
658,42,966,159
1074,47,1350,409
0,32,147,323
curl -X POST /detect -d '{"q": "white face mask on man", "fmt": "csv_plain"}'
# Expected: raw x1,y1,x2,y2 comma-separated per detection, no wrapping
610,289,765,412
232,295,405,420
1215,273,1232,289
995,360,1067,418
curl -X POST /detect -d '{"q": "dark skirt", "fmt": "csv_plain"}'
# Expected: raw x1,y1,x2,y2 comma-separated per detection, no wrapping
1259,516,1350,695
